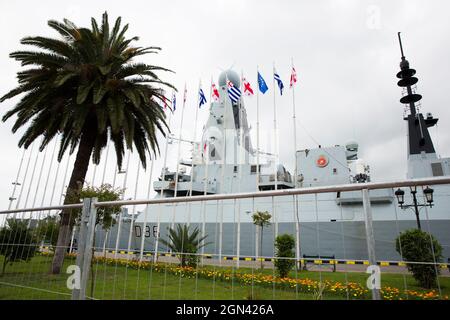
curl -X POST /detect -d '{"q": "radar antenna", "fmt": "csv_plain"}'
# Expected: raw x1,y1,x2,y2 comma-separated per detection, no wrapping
397,32,405,59
395,32,437,155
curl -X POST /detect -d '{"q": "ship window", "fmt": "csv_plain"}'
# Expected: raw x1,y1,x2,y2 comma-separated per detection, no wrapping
333,168,337,174
233,166,238,173
251,165,260,173
431,163,444,176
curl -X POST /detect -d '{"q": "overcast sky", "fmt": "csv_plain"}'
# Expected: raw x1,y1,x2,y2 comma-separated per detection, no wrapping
1,0,450,212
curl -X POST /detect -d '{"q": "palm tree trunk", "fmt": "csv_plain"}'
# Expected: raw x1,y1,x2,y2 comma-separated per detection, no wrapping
51,121,97,274
260,226,263,270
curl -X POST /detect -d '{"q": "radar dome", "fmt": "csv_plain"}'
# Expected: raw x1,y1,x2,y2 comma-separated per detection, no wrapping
218,69,240,88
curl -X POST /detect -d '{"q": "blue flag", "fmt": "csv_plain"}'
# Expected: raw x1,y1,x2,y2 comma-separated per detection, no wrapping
172,92,176,112
199,88,207,107
274,69,284,95
258,72,268,94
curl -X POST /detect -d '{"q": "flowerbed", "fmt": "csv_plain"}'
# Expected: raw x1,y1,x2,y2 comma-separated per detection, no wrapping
37,251,448,300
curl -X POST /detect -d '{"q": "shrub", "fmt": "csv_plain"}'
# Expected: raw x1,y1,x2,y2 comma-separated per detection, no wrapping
274,234,296,278
160,224,209,267
0,219,37,275
395,229,443,289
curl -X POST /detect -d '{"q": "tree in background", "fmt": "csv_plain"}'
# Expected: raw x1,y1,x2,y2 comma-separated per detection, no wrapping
160,224,209,267
0,12,175,274
252,211,272,269
0,219,37,276
395,229,443,289
78,183,123,229
274,234,296,278
36,216,60,249
78,183,123,298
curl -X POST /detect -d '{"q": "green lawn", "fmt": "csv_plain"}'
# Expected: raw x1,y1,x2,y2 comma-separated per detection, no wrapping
0,256,448,300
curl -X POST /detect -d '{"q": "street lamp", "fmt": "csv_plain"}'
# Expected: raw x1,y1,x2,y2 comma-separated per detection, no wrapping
394,186,434,230
394,188,405,205
423,186,434,204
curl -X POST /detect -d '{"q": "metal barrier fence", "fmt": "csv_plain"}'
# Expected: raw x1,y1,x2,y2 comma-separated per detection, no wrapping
0,177,449,300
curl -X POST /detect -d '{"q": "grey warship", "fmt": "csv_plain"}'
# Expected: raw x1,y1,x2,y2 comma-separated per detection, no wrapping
96,35,450,263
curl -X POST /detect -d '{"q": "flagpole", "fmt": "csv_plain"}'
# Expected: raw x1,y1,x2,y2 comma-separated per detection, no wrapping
255,67,261,261
186,107,194,228
22,138,42,220
171,85,187,241
236,70,246,268
197,76,213,264
272,63,279,240
291,58,298,187
139,156,154,261
256,66,261,191
173,85,187,199
7,148,26,212
218,75,229,264
29,140,49,226
170,85,188,255
14,142,35,217
126,159,141,260
272,63,278,191
291,57,301,267
154,105,174,263
197,79,208,260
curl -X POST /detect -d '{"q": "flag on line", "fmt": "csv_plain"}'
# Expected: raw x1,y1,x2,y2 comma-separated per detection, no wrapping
227,80,242,103
172,92,176,112
212,83,220,101
290,67,297,88
199,88,207,108
183,86,187,103
258,72,268,94
242,77,254,96
274,68,284,95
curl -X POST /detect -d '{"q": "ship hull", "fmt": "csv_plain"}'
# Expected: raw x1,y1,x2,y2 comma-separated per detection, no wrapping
92,185,450,261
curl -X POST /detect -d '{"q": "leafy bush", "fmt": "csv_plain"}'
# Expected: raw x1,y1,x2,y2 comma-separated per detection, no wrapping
0,219,37,275
395,229,443,288
274,234,296,278
160,224,209,267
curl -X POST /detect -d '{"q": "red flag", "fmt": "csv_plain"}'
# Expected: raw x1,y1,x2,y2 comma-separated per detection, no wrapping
212,83,220,101
290,67,297,88
242,77,254,96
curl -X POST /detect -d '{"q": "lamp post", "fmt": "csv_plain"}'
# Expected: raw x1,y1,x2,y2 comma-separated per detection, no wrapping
394,186,434,230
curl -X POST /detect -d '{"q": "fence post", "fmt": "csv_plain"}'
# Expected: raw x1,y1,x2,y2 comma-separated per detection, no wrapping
71,197,97,300
362,189,381,300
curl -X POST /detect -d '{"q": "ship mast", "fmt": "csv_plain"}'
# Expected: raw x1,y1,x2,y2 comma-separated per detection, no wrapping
396,32,437,156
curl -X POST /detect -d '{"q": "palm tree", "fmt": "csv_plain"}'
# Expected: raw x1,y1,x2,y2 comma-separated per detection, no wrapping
160,224,209,267
0,12,175,274
252,211,272,269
